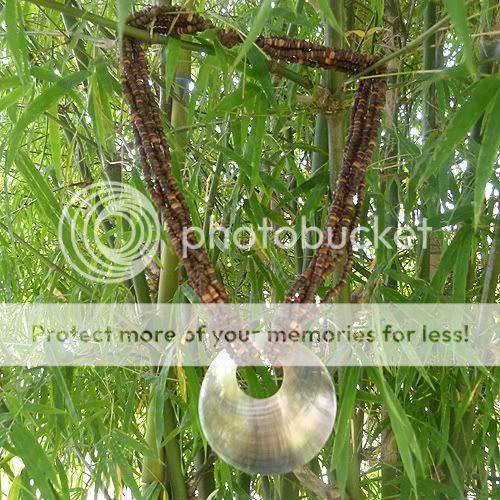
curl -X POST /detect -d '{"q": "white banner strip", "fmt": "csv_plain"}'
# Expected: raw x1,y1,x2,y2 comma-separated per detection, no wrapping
0,304,497,366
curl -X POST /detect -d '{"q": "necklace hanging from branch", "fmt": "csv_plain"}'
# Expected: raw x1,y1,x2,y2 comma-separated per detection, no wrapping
121,4,387,475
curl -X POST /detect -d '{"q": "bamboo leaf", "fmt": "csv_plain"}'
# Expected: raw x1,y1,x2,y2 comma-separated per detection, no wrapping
431,225,473,293
0,75,22,91
13,152,88,279
231,0,273,70
247,96,267,189
109,441,143,499
443,0,474,74
317,0,343,37
117,0,134,39
112,430,154,458
13,152,61,230
51,367,78,422
415,76,500,188
247,47,278,107
89,58,115,153
164,37,182,105
4,0,30,84
48,104,62,182
0,86,27,114
474,87,500,228
8,71,90,167
7,475,22,500
370,368,424,491
10,423,59,500
452,229,473,302
331,367,360,493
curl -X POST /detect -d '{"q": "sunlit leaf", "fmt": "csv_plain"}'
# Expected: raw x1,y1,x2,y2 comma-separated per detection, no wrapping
317,0,343,37
443,0,474,74
8,71,90,167
10,423,60,500
331,367,360,492
117,0,134,39
231,0,273,70
4,0,30,84
414,76,500,188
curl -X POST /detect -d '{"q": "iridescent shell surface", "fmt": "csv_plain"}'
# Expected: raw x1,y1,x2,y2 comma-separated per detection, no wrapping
199,344,336,475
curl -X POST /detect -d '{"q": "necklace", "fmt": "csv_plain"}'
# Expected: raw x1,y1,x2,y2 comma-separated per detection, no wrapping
122,5,386,475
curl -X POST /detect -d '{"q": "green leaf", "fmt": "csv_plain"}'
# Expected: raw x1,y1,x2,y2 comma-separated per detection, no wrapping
443,0,474,74
4,0,30,84
109,441,143,499
317,0,344,37
260,173,294,203
231,0,273,70
111,430,154,458
51,367,78,422
247,96,267,189
10,422,59,500
452,229,473,302
0,86,27,114
415,76,500,188
292,169,329,197
370,368,424,491
7,475,22,500
247,47,278,108
431,225,473,293
331,367,360,492
48,103,62,182
164,37,182,105
117,0,134,39
14,152,61,230
8,71,90,168
474,87,500,228
206,84,260,122
89,58,115,153
299,184,326,217
0,75,22,91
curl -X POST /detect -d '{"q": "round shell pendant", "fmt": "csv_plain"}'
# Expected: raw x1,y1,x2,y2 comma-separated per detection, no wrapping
199,344,336,475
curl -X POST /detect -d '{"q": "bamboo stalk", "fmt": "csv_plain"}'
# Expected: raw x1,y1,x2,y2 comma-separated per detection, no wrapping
325,0,351,304
157,2,191,498
481,201,500,304
379,2,404,497
419,0,441,282
132,272,152,304
163,397,188,500
142,395,165,491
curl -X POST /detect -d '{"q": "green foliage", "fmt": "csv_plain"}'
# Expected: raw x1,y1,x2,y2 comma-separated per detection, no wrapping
443,0,474,73
317,0,343,38
0,0,497,499
475,87,500,228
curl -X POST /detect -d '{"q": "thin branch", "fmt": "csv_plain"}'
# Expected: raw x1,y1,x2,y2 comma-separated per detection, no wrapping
0,220,92,294
25,0,207,51
351,0,496,82
293,466,342,500
23,0,313,90
350,14,451,81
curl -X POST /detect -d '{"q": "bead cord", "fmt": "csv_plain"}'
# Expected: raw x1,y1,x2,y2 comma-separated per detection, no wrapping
121,6,387,360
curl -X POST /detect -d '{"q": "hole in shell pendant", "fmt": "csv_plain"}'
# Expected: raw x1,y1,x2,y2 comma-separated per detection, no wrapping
198,344,336,475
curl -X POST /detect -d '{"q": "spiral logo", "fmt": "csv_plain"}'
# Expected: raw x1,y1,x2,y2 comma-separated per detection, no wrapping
58,181,161,284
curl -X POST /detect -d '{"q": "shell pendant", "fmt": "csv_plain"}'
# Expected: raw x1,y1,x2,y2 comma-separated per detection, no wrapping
198,344,336,475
